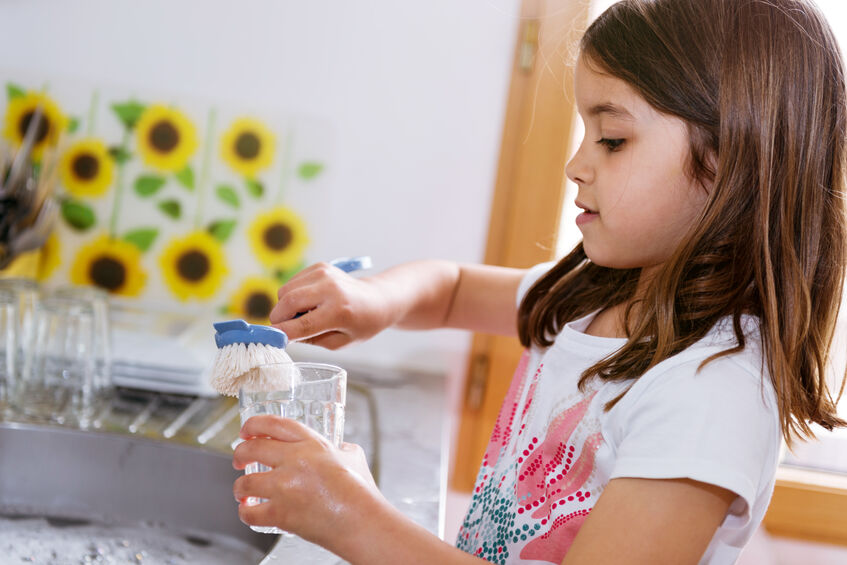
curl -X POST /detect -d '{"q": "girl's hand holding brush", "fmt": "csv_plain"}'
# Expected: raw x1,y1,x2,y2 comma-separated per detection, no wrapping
270,259,467,349
269,260,397,349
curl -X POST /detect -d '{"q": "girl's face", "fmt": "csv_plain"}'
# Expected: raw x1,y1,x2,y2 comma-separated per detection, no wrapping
566,56,710,273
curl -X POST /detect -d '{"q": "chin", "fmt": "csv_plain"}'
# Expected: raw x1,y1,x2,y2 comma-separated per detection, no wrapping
582,247,643,271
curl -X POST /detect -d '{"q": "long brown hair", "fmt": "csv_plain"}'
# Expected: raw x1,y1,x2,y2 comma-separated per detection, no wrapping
518,0,847,443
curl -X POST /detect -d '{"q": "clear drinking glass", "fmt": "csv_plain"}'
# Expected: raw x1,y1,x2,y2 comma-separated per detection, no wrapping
48,286,113,407
238,362,347,535
17,296,96,427
0,278,39,383
0,289,18,416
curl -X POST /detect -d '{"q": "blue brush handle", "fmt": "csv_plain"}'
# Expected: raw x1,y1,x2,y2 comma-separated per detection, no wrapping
213,319,288,349
330,256,373,273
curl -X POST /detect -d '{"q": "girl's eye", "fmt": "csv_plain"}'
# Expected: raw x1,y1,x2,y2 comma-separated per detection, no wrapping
597,138,625,152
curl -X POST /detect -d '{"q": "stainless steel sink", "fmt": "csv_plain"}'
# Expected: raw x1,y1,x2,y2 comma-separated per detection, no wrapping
0,421,276,556
0,381,378,563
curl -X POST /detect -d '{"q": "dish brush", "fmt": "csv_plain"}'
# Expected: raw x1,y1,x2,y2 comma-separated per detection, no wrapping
210,320,298,396
210,256,373,396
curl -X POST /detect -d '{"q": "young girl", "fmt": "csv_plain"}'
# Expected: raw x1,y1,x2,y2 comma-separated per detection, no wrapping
231,0,847,563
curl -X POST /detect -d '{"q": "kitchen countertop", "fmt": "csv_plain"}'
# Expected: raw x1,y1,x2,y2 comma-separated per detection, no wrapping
261,367,448,564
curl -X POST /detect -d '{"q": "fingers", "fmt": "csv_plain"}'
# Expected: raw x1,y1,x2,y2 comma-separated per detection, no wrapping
302,331,352,350
273,306,336,341
270,262,351,329
275,262,333,297
232,437,289,470
237,499,278,528
269,286,317,324
233,470,277,502
239,413,319,442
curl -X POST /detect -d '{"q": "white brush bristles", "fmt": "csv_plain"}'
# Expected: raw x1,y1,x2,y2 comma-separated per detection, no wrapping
210,343,298,396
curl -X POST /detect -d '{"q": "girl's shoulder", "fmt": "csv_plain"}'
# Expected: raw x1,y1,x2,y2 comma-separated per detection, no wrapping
618,313,773,416
687,313,764,373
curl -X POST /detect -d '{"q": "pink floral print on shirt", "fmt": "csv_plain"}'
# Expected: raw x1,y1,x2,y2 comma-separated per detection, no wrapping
456,352,605,564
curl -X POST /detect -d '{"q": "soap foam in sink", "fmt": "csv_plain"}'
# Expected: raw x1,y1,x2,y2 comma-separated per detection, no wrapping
0,514,265,565
210,343,300,396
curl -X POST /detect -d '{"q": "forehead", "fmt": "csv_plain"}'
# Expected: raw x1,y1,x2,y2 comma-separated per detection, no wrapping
574,56,652,120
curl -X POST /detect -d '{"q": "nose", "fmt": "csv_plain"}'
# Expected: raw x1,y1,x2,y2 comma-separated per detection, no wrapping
565,141,592,185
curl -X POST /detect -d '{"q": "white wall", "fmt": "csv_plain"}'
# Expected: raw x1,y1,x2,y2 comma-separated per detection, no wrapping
0,0,522,374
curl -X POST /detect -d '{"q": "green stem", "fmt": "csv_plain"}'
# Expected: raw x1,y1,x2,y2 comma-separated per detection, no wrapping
86,90,99,137
195,108,216,229
275,129,294,204
109,128,131,238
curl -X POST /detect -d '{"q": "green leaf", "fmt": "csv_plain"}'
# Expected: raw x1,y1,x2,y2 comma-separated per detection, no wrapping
108,146,131,164
218,304,230,315
6,83,25,100
207,219,237,243
157,199,181,219
134,175,166,197
175,166,194,190
61,199,96,231
245,179,264,198
122,228,158,252
111,100,146,130
298,162,324,180
215,184,240,208
67,117,80,134
274,260,307,285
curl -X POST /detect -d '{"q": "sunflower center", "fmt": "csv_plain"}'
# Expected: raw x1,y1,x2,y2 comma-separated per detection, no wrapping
263,224,292,251
149,120,180,153
18,111,50,144
245,292,273,320
72,153,100,181
177,250,210,282
89,256,126,292
235,132,261,160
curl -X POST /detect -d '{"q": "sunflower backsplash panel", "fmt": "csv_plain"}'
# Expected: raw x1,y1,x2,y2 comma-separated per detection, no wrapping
2,76,334,324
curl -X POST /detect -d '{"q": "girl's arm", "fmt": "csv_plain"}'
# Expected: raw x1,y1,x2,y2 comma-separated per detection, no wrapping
233,415,489,565
560,477,736,565
269,260,526,348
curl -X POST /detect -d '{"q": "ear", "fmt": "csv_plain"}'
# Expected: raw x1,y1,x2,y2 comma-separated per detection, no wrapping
684,123,718,194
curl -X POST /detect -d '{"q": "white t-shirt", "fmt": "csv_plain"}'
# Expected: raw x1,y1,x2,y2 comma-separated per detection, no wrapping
456,263,781,565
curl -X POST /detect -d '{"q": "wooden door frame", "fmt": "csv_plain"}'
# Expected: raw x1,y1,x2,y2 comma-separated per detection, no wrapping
450,0,588,492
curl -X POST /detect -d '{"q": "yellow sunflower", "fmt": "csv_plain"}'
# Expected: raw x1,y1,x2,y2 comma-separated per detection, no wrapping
220,117,275,178
36,232,61,281
59,138,114,198
3,92,67,161
228,276,280,324
247,206,309,270
135,104,198,173
70,234,146,296
159,230,228,300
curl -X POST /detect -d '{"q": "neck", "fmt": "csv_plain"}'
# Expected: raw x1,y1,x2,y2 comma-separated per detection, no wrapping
585,265,661,339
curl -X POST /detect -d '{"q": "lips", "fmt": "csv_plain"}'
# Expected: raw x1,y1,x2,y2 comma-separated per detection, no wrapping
574,200,598,227
575,200,597,214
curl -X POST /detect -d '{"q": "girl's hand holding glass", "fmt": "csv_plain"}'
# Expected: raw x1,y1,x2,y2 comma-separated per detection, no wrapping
232,414,379,548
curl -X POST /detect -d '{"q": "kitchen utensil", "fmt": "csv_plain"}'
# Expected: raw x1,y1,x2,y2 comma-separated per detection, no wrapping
210,320,295,396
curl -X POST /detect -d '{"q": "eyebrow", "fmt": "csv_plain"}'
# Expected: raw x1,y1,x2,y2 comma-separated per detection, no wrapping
587,102,635,120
